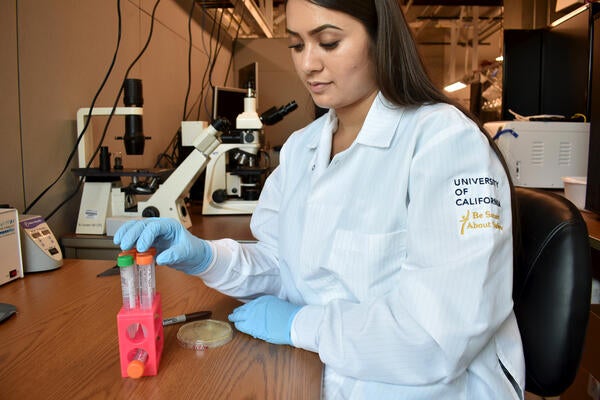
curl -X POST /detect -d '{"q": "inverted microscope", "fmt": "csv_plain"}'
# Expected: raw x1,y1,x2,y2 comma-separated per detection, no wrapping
74,79,296,234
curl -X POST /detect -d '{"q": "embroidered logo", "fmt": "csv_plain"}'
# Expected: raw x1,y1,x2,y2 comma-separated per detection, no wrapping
454,176,504,235
460,209,503,235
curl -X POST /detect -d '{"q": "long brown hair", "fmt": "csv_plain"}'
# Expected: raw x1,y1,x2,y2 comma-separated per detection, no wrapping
285,0,520,267
286,0,454,107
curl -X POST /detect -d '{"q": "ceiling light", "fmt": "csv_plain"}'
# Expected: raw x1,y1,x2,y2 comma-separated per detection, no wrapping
551,4,588,27
444,81,467,92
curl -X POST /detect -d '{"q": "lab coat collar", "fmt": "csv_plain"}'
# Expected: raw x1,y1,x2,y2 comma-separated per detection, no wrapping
306,111,336,149
306,92,403,150
355,92,404,148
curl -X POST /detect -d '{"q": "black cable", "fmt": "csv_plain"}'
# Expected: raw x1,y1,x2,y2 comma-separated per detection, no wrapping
182,0,196,121
223,2,246,85
206,2,243,117
207,8,225,90
153,0,199,168
155,1,245,169
46,0,162,220
155,3,226,167
152,0,197,169
23,0,123,215
171,2,212,122
190,7,214,121
196,4,220,120
216,2,239,78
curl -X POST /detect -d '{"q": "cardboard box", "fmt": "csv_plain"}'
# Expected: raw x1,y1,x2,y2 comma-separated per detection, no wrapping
0,209,24,285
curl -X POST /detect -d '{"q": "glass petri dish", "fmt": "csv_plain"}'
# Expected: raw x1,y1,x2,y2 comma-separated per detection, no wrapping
177,319,233,350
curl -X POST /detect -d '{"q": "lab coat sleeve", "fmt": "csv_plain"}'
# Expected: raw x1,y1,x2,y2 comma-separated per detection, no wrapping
197,167,285,301
291,111,514,385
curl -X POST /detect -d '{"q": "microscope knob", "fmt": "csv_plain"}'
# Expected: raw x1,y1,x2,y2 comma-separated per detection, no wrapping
244,132,255,143
212,189,228,204
142,206,160,217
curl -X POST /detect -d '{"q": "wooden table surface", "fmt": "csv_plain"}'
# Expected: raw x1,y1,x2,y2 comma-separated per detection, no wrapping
189,214,254,241
0,259,322,400
581,209,600,251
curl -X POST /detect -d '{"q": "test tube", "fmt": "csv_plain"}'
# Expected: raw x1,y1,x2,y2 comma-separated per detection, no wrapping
136,251,156,310
118,249,137,258
117,254,138,310
127,348,149,379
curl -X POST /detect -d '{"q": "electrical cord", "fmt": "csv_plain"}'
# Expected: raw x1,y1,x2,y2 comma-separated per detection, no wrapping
208,7,228,90
46,0,162,220
182,0,196,121
196,1,244,121
154,1,215,169
23,0,124,215
196,6,222,120
205,1,245,118
155,0,246,169
155,0,206,168
190,6,212,110
156,0,243,168
223,2,246,85
153,0,197,169
195,7,216,121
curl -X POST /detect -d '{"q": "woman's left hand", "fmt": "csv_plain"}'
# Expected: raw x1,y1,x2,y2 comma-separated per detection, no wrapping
228,295,302,345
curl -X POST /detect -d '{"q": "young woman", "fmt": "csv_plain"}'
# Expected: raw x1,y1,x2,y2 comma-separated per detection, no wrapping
115,0,525,398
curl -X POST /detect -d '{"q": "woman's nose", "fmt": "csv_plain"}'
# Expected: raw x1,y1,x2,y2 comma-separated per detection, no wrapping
300,45,323,74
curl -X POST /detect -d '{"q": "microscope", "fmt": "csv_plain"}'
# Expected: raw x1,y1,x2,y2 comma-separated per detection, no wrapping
131,89,295,225
74,79,296,234
201,86,297,215
74,78,157,235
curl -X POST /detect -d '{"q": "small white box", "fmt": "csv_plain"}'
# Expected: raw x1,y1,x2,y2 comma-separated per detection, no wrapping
0,209,24,286
562,176,587,209
484,121,590,188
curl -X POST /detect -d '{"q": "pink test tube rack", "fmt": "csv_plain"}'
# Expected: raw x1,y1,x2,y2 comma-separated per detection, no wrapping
116,293,164,378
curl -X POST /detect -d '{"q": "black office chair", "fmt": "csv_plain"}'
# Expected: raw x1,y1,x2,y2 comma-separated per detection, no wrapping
513,187,592,396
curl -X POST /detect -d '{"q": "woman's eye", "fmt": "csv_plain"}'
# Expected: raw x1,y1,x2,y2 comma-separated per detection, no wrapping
288,43,304,52
320,41,339,50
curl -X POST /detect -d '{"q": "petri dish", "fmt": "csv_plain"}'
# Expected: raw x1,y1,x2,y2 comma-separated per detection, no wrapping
177,319,233,350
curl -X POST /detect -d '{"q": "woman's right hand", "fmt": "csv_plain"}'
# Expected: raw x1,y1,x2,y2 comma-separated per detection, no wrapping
113,218,213,274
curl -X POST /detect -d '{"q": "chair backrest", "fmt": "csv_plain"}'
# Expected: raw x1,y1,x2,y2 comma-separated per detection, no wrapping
513,187,592,396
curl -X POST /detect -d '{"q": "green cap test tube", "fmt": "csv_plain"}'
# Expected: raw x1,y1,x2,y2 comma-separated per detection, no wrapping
117,254,138,310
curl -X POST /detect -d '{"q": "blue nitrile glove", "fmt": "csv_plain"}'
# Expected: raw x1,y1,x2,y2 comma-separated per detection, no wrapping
113,218,212,274
228,295,302,345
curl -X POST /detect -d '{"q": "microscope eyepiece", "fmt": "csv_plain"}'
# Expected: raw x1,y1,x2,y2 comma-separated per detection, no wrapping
123,78,143,107
211,117,231,134
122,78,146,155
260,100,298,126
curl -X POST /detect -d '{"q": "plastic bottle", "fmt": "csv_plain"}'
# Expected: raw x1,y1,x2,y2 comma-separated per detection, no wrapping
136,251,156,310
117,254,138,310
127,348,149,379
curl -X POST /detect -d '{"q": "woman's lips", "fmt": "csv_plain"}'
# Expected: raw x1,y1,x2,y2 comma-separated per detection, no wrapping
307,81,331,94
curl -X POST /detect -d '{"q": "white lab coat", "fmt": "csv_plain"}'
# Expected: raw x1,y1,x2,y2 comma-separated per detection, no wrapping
200,93,525,399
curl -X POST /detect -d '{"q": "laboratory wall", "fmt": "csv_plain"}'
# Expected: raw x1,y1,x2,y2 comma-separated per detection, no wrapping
0,0,234,240
0,1,23,211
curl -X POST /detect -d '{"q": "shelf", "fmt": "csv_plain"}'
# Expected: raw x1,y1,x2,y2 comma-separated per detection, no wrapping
198,0,284,39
